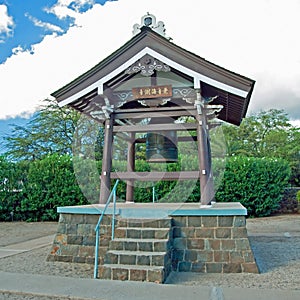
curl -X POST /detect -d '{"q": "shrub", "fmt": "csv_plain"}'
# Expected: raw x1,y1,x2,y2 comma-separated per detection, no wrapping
72,157,101,204
297,191,300,202
0,156,28,221
215,156,291,217
20,154,88,221
1,153,292,221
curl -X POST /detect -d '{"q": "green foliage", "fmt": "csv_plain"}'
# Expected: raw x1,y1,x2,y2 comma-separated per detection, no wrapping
73,115,104,161
297,191,300,203
0,153,291,221
215,156,291,217
20,154,88,221
1,107,298,220
222,109,300,186
112,154,199,203
3,99,78,160
72,157,101,204
0,156,28,221
112,154,290,218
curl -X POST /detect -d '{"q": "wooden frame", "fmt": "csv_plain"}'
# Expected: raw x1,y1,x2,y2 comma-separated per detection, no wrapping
51,23,254,206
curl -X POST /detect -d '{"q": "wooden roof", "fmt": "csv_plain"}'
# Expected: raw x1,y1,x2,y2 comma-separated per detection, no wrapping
52,26,255,126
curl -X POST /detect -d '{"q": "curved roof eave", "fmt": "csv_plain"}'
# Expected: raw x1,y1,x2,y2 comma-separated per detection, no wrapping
52,27,254,101
51,26,255,126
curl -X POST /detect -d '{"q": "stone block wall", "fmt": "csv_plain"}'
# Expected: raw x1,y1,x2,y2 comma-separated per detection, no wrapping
48,213,259,275
47,213,112,264
171,215,258,273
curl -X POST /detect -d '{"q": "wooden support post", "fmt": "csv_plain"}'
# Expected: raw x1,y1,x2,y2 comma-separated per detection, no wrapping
195,92,214,205
99,117,114,204
206,128,215,203
126,133,135,202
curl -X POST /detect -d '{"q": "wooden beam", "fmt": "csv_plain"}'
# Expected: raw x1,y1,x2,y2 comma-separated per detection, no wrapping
178,136,197,142
114,106,195,114
110,171,200,181
134,136,197,143
115,105,196,113
114,109,197,120
113,123,197,133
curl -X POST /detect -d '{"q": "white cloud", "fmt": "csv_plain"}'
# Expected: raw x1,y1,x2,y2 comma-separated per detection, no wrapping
68,0,95,12
290,120,300,127
45,0,94,20
25,13,64,33
0,4,14,40
45,5,78,20
0,0,300,120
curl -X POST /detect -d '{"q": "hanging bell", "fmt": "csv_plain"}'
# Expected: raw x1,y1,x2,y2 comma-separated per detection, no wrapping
145,118,178,163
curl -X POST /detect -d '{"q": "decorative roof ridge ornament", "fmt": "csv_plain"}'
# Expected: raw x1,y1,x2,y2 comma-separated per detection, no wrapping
132,13,171,40
125,54,171,76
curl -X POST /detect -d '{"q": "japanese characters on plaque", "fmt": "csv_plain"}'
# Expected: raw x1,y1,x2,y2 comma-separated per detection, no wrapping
132,85,172,99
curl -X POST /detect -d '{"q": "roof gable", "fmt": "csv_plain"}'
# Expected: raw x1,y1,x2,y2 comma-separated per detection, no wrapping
52,26,255,125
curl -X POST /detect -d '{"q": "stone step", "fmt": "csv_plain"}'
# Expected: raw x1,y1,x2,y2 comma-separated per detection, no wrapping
98,264,166,283
97,217,173,283
117,218,172,229
105,250,168,266
114,227,171,239
109,238,170,252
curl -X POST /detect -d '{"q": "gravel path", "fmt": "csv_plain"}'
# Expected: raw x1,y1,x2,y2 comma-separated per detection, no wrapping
0,215,299,299
0,222,58,247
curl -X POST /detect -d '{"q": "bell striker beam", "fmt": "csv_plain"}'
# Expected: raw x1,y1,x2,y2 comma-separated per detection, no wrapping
99,116,114,204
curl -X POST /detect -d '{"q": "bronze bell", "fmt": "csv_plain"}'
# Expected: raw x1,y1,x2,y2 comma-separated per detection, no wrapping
146,118,178,163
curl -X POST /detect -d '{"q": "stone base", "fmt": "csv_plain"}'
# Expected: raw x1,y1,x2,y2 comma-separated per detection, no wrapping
47,202,259,282
171,215,258,273
47,213,111,265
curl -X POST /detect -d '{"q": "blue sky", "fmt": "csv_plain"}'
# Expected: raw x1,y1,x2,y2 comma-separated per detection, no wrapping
0,1,108,64
0,0,300,151
0,0,110,151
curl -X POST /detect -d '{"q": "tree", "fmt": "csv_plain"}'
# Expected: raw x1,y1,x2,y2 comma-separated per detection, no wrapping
4,98,104,161
72,114,104,160
222,109,300,186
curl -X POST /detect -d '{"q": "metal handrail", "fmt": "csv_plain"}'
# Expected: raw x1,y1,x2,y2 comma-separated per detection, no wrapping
152,186,159,203
94,179,119,279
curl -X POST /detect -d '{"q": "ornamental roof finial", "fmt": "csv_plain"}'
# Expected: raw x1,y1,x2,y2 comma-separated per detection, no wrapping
132,13,171,40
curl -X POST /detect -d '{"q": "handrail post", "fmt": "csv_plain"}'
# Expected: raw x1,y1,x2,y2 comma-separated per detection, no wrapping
112,188,116,240
94,179,119,279
152,186,155,203
94,227,99,279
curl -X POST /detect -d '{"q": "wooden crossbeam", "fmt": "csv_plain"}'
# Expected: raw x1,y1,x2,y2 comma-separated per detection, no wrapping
110,171,200,181
134,136,197,143
113,123,197,133
114,108,197,120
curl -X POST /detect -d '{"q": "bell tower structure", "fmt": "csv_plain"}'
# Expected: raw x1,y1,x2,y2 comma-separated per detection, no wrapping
51,14,255,205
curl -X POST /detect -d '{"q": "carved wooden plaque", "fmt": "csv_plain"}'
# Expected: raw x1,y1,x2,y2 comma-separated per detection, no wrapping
132,85,172,99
